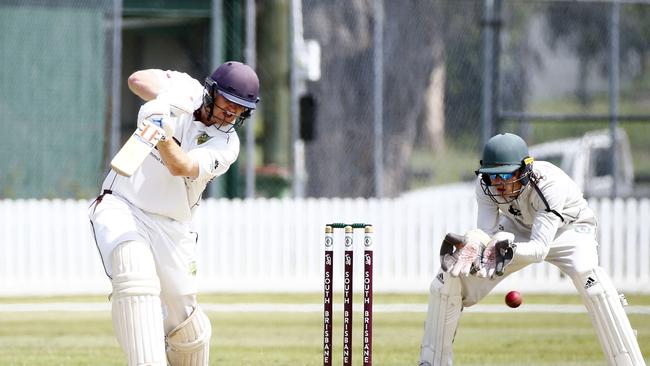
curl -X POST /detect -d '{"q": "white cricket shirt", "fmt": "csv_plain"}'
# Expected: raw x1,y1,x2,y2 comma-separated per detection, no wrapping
476,161,597,263
101,70,240,223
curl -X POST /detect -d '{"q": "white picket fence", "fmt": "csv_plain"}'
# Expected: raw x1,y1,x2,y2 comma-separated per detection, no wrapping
0,189,649,296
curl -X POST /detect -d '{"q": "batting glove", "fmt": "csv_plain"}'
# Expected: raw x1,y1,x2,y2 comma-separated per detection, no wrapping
147,116,175,141
137,99,175,141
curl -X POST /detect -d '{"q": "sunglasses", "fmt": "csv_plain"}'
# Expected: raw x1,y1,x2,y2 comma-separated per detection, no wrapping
488,172,515,181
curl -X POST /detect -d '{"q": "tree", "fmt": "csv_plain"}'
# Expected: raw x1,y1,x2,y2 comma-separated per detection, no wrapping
302,0,445,197
544,3,613,107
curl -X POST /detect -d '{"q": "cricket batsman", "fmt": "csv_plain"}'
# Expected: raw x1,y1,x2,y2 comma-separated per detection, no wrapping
419,133,645,365
89,61,259,365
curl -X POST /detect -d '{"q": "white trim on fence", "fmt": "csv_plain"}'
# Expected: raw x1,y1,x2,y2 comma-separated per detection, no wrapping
0,191,648,296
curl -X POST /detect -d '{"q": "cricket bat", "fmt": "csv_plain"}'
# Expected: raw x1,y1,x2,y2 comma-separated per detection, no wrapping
110,119,166,177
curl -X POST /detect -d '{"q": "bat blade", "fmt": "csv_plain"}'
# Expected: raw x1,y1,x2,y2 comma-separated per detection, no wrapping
110,120,166,177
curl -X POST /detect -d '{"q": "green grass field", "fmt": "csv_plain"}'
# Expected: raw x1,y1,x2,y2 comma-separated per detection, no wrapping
1,293,648,365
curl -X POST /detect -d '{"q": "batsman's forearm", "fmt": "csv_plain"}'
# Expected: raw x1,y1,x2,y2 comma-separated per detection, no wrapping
157,140,199,178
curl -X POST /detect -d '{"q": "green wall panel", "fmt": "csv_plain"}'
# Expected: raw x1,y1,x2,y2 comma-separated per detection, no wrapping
0,4,106,198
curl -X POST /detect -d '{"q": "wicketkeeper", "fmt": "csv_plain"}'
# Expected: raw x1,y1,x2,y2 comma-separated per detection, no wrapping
419,133,645,366
89,61,259,366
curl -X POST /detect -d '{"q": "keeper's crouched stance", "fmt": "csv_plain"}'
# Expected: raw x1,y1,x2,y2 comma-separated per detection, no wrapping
419,133,645,366
89,61,259,366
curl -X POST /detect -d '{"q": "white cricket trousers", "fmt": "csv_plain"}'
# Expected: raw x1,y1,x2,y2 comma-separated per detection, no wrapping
89,192,200,331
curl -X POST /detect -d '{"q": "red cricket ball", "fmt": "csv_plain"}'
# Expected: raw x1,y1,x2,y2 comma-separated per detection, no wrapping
505,290,522,308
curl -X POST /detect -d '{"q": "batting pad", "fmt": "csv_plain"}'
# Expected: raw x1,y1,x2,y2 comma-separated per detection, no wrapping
573,267,645,366
420,271,462,366
111,241,167,366
166,306,212,366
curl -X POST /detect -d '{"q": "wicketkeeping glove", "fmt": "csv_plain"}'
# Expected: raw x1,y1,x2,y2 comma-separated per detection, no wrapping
440,229,490,277
440,232,465,273
477,231,516,279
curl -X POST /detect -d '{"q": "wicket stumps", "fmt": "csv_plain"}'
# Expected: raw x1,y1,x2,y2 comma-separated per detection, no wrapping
323,223,374,366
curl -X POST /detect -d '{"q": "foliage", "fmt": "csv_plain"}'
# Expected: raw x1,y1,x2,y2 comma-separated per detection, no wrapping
543,2,650,106
442,1,483,142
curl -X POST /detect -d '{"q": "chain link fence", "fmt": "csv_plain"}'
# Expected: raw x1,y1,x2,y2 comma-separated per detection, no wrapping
1,0,649,199
299,0,650,198
0,0,117,198
498,0,650,197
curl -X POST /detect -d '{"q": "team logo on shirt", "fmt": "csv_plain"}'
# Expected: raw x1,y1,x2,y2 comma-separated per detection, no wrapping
508,205,522,216
196,132,212,145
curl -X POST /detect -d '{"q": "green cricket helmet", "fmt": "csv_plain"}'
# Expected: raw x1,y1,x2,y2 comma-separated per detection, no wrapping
475,133,534,204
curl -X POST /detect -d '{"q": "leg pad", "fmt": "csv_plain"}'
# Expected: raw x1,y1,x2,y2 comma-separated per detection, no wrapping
166,306,212,366
419,271,462,366
573,267,645,366
111,241,166,366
